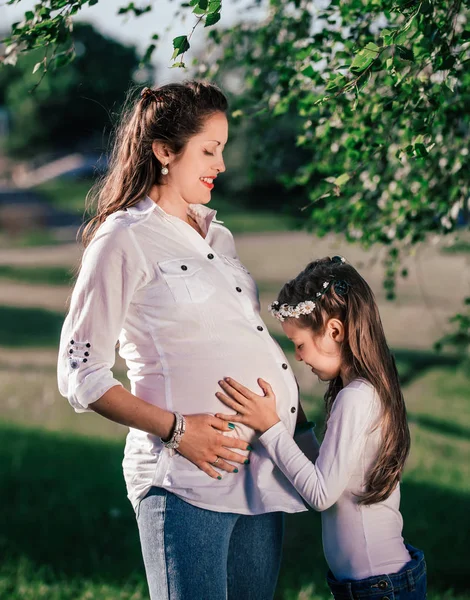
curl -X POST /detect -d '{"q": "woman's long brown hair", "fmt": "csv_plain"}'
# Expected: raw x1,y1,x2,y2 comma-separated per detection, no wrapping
81,80,228,247
277,257,410,505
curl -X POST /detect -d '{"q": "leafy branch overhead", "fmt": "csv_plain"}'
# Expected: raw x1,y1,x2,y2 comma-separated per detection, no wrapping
1,0,221,71
171,1,221,68
203,0,469,356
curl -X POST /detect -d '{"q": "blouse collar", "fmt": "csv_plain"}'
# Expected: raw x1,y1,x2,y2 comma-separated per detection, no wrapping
127,196,221,235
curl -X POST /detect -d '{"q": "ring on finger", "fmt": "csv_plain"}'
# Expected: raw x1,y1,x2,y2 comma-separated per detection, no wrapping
212,456,220,466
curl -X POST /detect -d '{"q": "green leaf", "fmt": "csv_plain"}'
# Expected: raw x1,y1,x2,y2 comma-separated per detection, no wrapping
325,74,346,91
207,0,221,13
396,45,414,62
350,53,374,73
272,97,290,116
350,43,380,74
439,53,456,70
414,143,428,157
205,12,220,27
172,35,190,59
380,28,395,45
301,64,315,78
364,42,379,52
333,173,350,187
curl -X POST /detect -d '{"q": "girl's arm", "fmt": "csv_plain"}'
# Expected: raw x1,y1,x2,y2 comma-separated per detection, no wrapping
216,378,375,510
294,382,320,463
58,226,250,479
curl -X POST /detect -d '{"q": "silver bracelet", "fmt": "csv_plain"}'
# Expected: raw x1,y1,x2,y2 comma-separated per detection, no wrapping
162,412,186,453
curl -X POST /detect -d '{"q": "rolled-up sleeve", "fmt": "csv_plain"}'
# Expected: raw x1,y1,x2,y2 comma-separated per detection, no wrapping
57,223,148,412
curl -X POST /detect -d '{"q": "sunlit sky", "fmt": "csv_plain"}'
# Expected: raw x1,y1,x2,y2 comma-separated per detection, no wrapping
1,0,264,73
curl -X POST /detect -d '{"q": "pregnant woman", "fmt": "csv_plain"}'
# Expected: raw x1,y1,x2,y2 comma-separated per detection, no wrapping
57,81,315,600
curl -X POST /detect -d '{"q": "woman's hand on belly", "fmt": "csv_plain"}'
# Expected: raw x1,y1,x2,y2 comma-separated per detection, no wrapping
215,377,281,434
178,414,252,479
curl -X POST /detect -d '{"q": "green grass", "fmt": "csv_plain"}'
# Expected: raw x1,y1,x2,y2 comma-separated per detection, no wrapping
441,240,470,254
0,265,74,286
0,424,147,600
0,306,65,347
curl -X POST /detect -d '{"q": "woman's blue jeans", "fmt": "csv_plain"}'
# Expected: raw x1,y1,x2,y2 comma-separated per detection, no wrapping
137,487,285,600
327,544,427,600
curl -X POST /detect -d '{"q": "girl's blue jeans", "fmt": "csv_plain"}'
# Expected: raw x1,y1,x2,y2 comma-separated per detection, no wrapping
327,544,427,600
136,486,284,600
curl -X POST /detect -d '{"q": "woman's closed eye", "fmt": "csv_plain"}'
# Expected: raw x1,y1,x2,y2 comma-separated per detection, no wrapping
203,149,215,156
295,344,304,351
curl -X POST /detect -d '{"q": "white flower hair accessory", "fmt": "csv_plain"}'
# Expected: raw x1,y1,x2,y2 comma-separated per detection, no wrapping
268,300,316,322
268,255,349,322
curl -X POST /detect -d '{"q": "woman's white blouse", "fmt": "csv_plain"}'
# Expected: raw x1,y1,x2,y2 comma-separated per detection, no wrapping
259,379,411,580
58,196,308,515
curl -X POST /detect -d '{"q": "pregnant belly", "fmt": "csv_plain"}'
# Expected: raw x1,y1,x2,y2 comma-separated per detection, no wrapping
134,352,297,443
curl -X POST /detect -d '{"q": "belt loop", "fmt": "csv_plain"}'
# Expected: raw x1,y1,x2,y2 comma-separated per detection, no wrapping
406,568,415,592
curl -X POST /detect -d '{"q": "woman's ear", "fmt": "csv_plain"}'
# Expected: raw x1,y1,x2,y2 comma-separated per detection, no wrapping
327,318,345,344
152,140,173,166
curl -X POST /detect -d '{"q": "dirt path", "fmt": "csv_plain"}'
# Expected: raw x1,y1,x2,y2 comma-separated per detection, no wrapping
0,243,82,267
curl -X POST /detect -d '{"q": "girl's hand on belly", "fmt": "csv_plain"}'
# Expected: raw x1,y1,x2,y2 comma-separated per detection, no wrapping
215,378,280,434
178,414,252,479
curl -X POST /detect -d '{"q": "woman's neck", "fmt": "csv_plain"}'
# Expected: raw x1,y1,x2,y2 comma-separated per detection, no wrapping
148,184,190,223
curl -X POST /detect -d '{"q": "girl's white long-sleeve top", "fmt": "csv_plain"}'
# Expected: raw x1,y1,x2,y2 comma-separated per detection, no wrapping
259,379,411,581
57,196,310,515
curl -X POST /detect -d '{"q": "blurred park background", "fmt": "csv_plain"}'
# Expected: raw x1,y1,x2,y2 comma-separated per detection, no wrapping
0,1,469,599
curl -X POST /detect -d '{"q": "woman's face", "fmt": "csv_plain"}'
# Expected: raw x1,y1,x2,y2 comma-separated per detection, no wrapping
163,111,228,205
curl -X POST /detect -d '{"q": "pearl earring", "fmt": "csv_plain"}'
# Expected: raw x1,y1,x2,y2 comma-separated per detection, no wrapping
161,165,169,175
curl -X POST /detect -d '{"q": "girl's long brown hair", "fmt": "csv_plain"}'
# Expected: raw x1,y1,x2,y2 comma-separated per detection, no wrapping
277,257,410,505
81,80,228,247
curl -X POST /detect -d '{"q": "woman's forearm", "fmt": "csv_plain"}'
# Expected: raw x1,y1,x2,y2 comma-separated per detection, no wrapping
91,385,252,479
90,385,175,440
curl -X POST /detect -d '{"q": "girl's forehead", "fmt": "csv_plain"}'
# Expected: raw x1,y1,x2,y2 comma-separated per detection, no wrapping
281,320,305,339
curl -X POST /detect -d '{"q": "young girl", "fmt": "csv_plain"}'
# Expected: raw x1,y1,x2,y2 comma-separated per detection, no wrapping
215,256,427,599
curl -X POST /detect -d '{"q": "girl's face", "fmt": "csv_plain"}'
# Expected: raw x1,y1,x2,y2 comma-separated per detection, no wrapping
157,111,228,206
282,319,344,383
